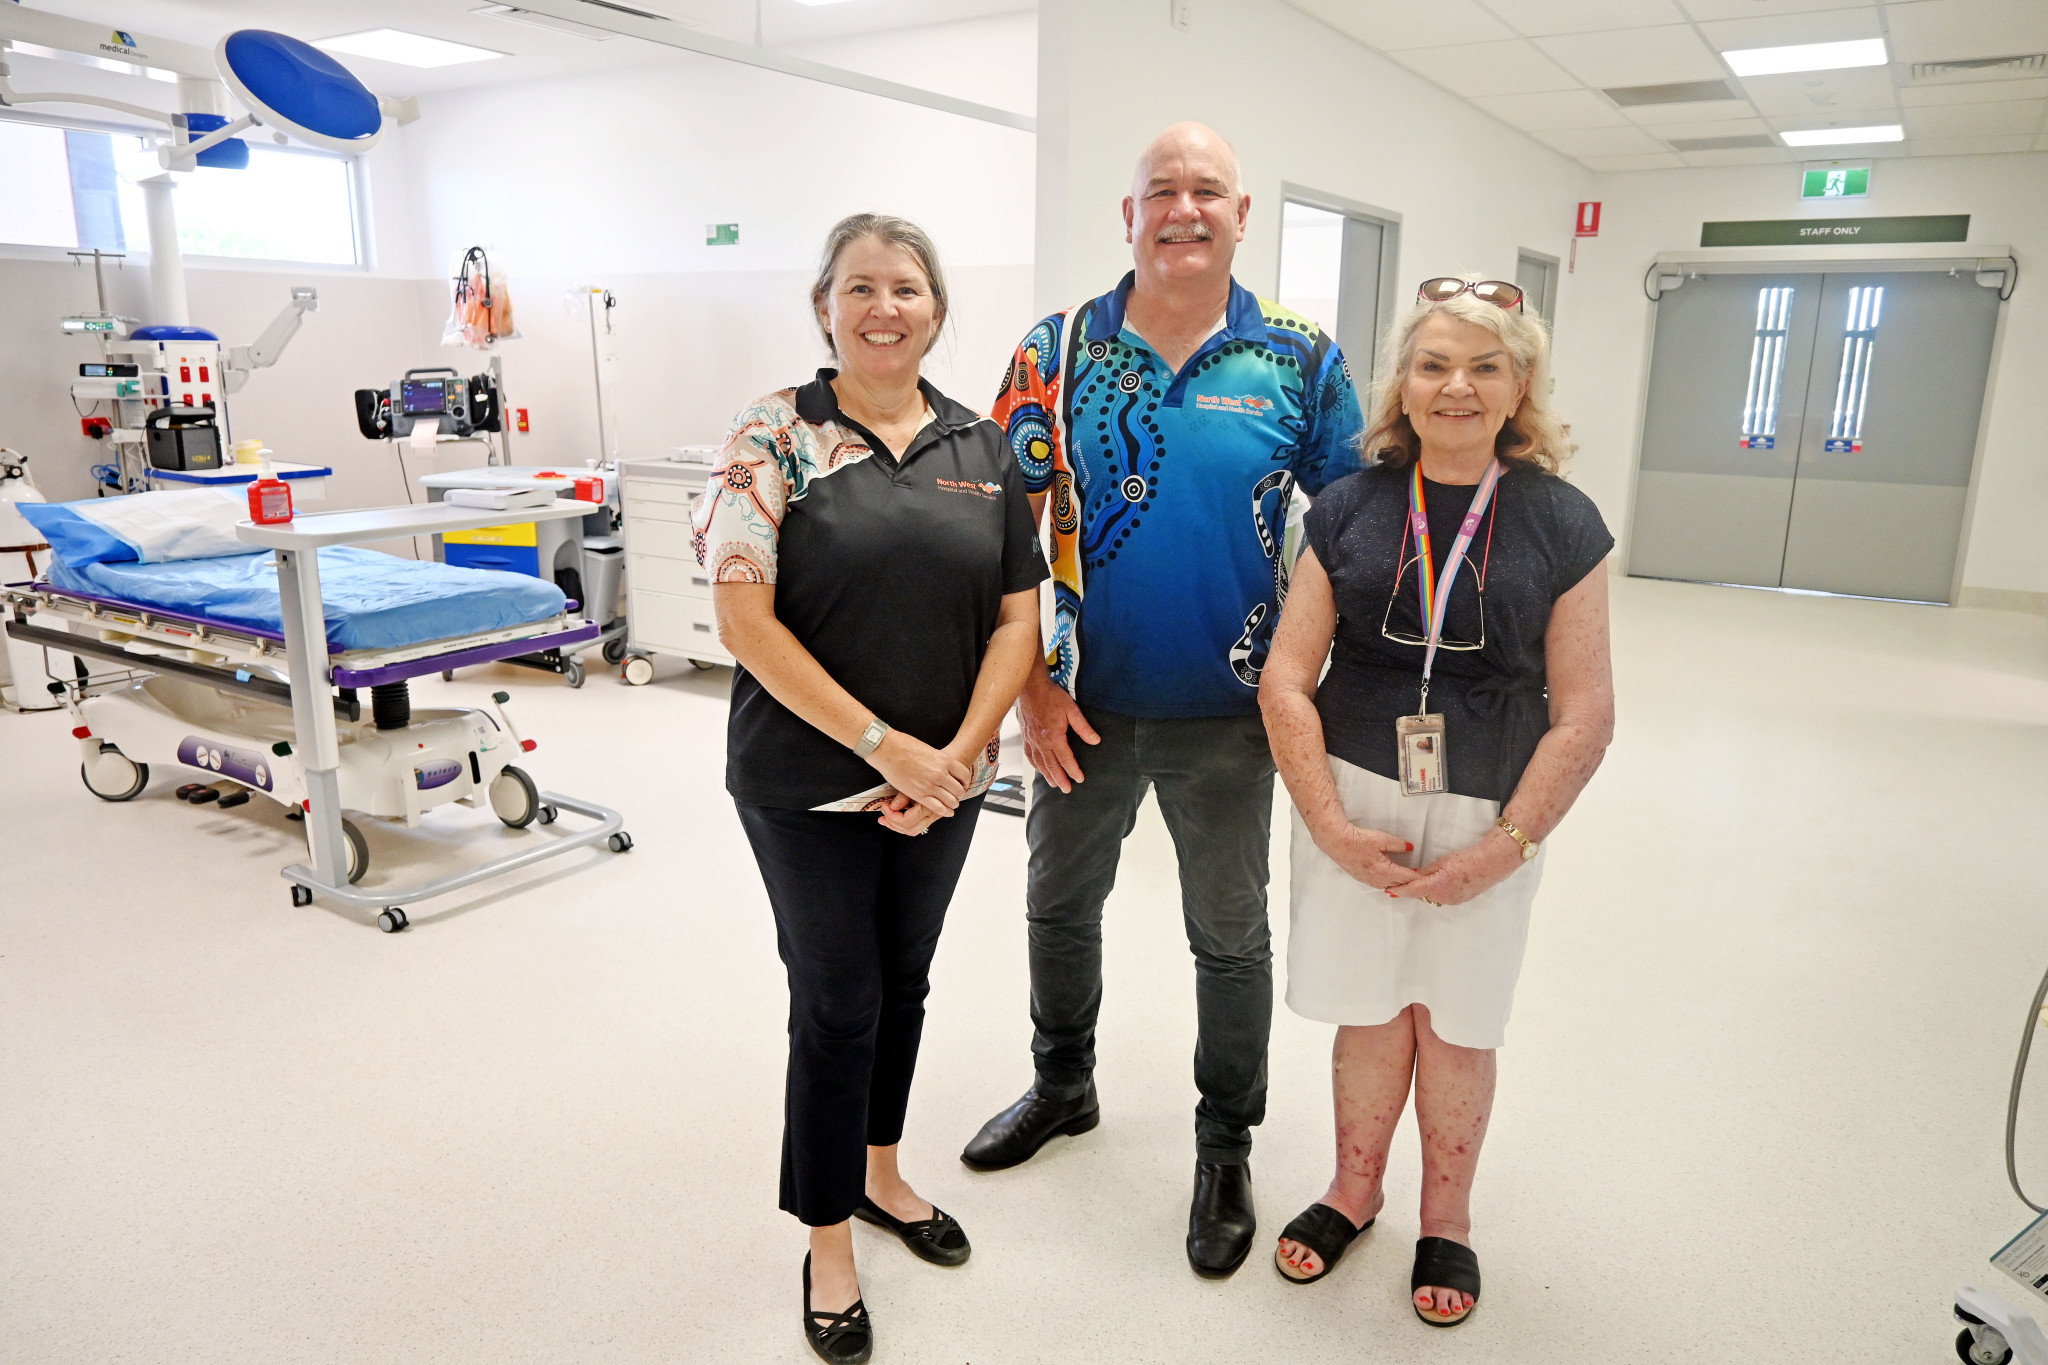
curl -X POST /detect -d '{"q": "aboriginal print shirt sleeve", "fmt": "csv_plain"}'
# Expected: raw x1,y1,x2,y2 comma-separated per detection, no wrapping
992,310,1083,694
692,391,800,583
1293,333,1366,496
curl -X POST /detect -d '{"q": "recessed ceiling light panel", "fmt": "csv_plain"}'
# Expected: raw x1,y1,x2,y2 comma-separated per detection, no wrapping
1780,124,1904,147
316,29,507,69
1723,38,1888,78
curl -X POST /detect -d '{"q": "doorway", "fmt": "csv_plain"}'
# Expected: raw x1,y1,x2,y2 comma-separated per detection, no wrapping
1516,249,1559,321
1276,189,1398,382
1628,261,2004,604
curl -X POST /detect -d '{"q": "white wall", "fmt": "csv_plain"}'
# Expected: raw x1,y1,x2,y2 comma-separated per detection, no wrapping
1569,152,2048,603
395,39,1038,462
1034,0,1594,345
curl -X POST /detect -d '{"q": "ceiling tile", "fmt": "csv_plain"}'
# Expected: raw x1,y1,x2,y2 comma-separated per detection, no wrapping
1579,152,1690,169
1678,146,1796,165
1392,39,1582,95
1287,0,1516,51
1623,97,1760,124
1740,66,1897,115
1907,133,2037,155
1643,115,1774,140
1531,124,1679,156
1901,77,2048,106
1904,99,2047,136
1883,0,2048,64
1534,25,1727,87
1469,88,1633,129
1480,0,1687,37
1696,7,1882,50
1677,0,1867,19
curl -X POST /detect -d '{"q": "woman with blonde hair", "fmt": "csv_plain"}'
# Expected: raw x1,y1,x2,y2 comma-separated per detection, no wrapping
1258,277,1615,1324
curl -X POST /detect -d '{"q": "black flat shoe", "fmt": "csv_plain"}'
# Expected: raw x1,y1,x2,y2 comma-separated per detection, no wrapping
960,1082,1099,1170
802,1252,872,1364
854,1197,971,1267
1186,1160,1255,1278
1273,1202,1373,1285
1411,1236,1481,1327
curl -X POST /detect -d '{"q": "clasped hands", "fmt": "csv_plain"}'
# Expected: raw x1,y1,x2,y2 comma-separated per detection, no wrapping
1310,816,1523,907
868,729,983,837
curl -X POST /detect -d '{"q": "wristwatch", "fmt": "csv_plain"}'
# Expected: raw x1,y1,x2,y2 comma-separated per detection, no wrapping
1495,815,1540,860
855,717,891,758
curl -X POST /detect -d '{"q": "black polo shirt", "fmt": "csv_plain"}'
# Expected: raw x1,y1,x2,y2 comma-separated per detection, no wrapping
697,371,1049,809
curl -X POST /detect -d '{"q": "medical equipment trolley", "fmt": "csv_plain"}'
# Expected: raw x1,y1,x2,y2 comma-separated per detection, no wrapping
616,450,730,685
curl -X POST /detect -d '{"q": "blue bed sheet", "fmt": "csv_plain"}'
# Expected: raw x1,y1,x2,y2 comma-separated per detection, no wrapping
48,546,569,653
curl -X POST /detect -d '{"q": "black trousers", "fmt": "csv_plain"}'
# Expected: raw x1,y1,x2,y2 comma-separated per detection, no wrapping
1025,708,1277,1164
736,797,984,1227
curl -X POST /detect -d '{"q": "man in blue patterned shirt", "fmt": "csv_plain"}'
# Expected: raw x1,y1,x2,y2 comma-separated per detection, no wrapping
967,122,1364,1277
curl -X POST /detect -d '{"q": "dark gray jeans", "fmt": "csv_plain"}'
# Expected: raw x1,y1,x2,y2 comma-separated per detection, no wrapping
1025,705,1277,1165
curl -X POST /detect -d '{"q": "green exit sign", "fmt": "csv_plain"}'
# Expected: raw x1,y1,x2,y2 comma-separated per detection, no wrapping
706,223,738,246
1802,167,1870,199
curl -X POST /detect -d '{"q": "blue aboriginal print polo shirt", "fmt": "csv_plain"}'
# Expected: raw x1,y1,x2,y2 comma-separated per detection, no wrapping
992,273,1364,718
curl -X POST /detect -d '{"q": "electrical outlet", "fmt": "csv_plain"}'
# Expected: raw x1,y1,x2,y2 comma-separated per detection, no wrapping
1171,0,1192,31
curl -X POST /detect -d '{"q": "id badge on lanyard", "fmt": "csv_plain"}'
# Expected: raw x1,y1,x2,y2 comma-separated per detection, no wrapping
1397,460,1502,796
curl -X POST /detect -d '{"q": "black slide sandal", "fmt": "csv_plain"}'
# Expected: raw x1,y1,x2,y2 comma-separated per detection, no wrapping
854,1197,972,1267
1411,1236,1481,1326
1273,1203,1373,1285
802,1252,873,1364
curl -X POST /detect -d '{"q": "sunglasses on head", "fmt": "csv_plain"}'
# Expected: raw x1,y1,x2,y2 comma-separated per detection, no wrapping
1416,277,1525,313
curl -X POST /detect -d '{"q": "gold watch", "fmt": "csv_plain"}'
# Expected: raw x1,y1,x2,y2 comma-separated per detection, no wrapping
1495,815,1539,861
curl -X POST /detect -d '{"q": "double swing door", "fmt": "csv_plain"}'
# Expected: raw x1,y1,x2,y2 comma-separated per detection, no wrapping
1628,266,2000,604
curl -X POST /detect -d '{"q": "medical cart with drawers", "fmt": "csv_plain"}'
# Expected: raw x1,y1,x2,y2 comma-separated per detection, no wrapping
616,451,729,684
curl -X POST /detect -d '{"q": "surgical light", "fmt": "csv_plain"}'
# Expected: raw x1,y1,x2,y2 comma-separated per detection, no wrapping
1722,38,1888,78
1781,125,1905,147
314,29,506,69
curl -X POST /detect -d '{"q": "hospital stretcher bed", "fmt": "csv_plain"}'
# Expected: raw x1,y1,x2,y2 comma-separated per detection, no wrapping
4,498,631,932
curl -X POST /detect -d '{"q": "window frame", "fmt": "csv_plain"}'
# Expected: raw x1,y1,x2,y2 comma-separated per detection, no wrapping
0,109,373,272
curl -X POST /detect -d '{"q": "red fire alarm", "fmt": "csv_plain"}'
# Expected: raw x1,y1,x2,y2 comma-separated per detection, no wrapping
1575,201,1602,237
515,408,530,433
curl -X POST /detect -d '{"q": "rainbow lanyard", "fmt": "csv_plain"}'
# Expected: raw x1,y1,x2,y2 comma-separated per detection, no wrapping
1408,458,1503,711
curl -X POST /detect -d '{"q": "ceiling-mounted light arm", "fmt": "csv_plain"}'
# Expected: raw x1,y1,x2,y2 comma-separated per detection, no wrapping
0,59,179,125
161,111,257,168
1643,263,1689,302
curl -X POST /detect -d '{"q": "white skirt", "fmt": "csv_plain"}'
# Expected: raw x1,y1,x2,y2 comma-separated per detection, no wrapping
1285,755,1545,1050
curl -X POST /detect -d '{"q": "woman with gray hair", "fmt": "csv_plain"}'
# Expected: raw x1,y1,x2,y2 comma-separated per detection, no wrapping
695,213,1046,1363
1258,278,1614,1324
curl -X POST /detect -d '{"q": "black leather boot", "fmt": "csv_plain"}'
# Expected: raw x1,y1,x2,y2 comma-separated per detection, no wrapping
959,1082,1100,1170
1186,1160,1255,1278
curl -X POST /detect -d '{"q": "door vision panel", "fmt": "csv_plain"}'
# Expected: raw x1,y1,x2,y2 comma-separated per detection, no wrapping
1629,273,1821,588
1778,271,1998,603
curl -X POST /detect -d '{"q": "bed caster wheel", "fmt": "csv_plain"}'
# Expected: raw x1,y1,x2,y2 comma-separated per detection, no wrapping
491,765,541,828
1958,1328,2013,1365
564,659,586,689
377,907,409,934
608,831,634,853
290,885,313,908
602,636,628,665
538,804,559,825
441,670,454,682
690,659,716,671
622,656,655,686
81,743,148,801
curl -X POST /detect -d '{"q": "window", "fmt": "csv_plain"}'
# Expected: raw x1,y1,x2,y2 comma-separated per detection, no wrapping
1827,285,1882,446
0,120,360,265
1740,286,1794,447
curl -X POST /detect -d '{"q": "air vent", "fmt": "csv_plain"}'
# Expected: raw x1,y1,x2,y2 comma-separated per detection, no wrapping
1667,133,1781,152
1908,54,2045,83
1603,79,1741,107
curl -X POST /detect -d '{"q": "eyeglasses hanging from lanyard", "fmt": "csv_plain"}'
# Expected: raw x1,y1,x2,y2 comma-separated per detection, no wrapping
1416,277,1525,313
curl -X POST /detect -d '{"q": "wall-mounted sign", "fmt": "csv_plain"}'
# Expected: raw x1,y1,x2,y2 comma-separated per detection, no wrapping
706,223,739,246
1575,201,1602,237
1802,167,1870,199
1700,214,1969,247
